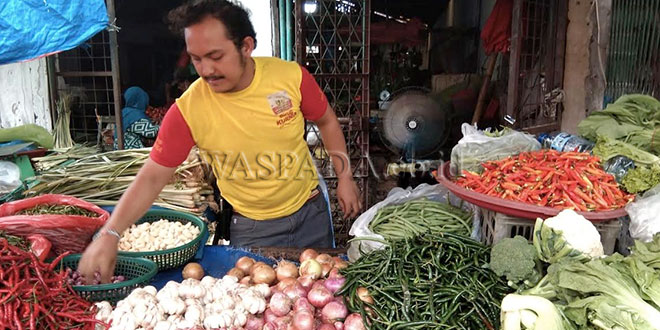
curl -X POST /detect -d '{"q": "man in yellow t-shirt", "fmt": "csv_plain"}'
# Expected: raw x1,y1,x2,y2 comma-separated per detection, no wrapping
78,0,361,283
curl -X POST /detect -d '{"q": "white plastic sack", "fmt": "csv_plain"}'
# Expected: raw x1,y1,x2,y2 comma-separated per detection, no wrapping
450,123,541,176
347,183,478,262
0,161,20,195
627,184,660,242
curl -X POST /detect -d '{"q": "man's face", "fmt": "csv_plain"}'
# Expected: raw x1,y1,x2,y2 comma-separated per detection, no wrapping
185,16,251,93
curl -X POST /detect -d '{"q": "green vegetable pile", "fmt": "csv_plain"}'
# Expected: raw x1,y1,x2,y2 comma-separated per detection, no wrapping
368,198,472,241
622,164,660,194
497,216,660,330
340,233,509,329
578,94,660,155
16,204,98,217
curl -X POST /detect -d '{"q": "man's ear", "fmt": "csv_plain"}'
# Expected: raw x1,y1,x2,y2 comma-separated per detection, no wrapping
241,37,255,56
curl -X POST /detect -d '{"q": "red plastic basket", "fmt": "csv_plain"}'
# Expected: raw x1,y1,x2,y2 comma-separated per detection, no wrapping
435,162,628,222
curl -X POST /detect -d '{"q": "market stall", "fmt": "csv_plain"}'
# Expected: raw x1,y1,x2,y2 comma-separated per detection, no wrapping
0,93,659,330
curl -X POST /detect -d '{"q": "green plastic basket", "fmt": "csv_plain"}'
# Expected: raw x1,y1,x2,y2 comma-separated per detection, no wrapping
118,209,207,270
59,254,158,304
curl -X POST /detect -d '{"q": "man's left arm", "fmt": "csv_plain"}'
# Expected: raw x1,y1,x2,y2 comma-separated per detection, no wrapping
299,65,362,218
313,107,362,218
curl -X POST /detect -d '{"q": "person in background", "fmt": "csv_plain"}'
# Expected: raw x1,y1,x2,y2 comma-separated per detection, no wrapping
115,86,160,149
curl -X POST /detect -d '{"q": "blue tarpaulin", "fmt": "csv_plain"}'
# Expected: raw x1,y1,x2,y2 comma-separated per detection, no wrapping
0,0,108,65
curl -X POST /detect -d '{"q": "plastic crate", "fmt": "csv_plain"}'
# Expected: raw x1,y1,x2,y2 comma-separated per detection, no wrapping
58,254,158,304
118,209,207,270
480,208,621,254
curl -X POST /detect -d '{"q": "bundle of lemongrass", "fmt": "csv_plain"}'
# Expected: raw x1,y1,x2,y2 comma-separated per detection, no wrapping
53,93,75,149
26,148,216,215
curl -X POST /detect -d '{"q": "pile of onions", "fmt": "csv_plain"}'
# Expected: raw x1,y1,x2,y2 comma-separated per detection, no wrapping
226,250,365,330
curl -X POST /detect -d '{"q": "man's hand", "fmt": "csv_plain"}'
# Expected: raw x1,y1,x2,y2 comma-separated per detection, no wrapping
336,177,362,219
77,234,118,284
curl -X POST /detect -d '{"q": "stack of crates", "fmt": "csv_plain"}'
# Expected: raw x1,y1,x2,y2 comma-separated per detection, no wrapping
480,208,622,254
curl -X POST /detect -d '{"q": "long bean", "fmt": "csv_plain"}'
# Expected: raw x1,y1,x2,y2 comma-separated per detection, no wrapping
368,198,472,241
341,233,509,329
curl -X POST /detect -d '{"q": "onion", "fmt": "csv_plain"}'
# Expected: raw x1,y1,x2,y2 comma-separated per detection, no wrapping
321,263,333,277
334,321,345,330
307,286,333,308
323,277,346,294
321,301,348,324
276,260,299,281
294,297,315,313
328,267,342,279
316,253,334,265
269,292,293,317
226,267,245,279
252,264,277,285
236,256,255,274
297,275,315,291
299,259,323,279
182,262,205,280
264,308,278,323
318,324,335,330
276,277,297,291
299,248,318,263
343,313,366,330
240,276,252,286
356,287,374,305
283,282,307,301
245,315,265,330
292,310,315,330
334,259,349,270
263,322,277,330
273,315,292,329
312,279,326,290
250,261,267,275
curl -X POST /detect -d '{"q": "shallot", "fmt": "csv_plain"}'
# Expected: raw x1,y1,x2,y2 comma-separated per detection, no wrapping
269,292,292,317
292,310,315,330
321,301,348,324
299,248,318,263
323,276,346,294
343,313,366,330
307,286,333,308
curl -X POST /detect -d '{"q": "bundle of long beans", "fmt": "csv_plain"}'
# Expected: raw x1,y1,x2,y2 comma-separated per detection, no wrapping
340,233,508,330
368,198,473,241
26,148,215,215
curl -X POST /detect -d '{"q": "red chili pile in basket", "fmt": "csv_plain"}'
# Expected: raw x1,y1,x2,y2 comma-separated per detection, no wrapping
0,238,105,330
455,150,635,211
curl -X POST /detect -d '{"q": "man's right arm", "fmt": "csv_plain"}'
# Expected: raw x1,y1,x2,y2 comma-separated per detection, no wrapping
78,104,195,283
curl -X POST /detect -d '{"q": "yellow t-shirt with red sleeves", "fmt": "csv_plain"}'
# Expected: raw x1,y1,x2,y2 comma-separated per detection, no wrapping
150,57,329,220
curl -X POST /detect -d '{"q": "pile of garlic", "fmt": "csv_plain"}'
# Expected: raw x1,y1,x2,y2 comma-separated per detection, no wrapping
118,219,201,252
95,276,269,330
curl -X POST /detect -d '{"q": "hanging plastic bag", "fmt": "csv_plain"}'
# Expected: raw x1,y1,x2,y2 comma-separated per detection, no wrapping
347,183,479,262
450,123,541,176
626,184,660,242
0,194,109,255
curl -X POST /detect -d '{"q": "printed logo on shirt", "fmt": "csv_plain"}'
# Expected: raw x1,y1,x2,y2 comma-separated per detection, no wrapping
267,91,293,115
276,109,298,127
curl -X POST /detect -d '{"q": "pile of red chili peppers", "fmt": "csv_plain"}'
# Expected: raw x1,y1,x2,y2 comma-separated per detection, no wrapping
456,150,634,211
0,237,106,330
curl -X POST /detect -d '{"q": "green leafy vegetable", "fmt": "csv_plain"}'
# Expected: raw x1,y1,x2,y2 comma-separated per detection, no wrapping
578,94,660,155
622,164,660,194
593,136,660,166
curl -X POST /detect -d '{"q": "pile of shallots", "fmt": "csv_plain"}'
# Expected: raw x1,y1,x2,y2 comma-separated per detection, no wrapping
226,249,366,330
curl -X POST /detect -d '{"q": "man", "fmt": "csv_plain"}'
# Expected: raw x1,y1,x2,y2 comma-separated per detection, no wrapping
79,0,361,283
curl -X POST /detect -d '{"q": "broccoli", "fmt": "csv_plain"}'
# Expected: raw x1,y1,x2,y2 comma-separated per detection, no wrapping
489,235,542,291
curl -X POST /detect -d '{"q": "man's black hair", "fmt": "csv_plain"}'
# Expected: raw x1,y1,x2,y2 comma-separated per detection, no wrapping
168,0,257,50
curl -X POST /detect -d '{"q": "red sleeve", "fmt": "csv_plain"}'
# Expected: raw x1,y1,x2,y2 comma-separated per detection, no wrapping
299,66,328,121
149,103,196,167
